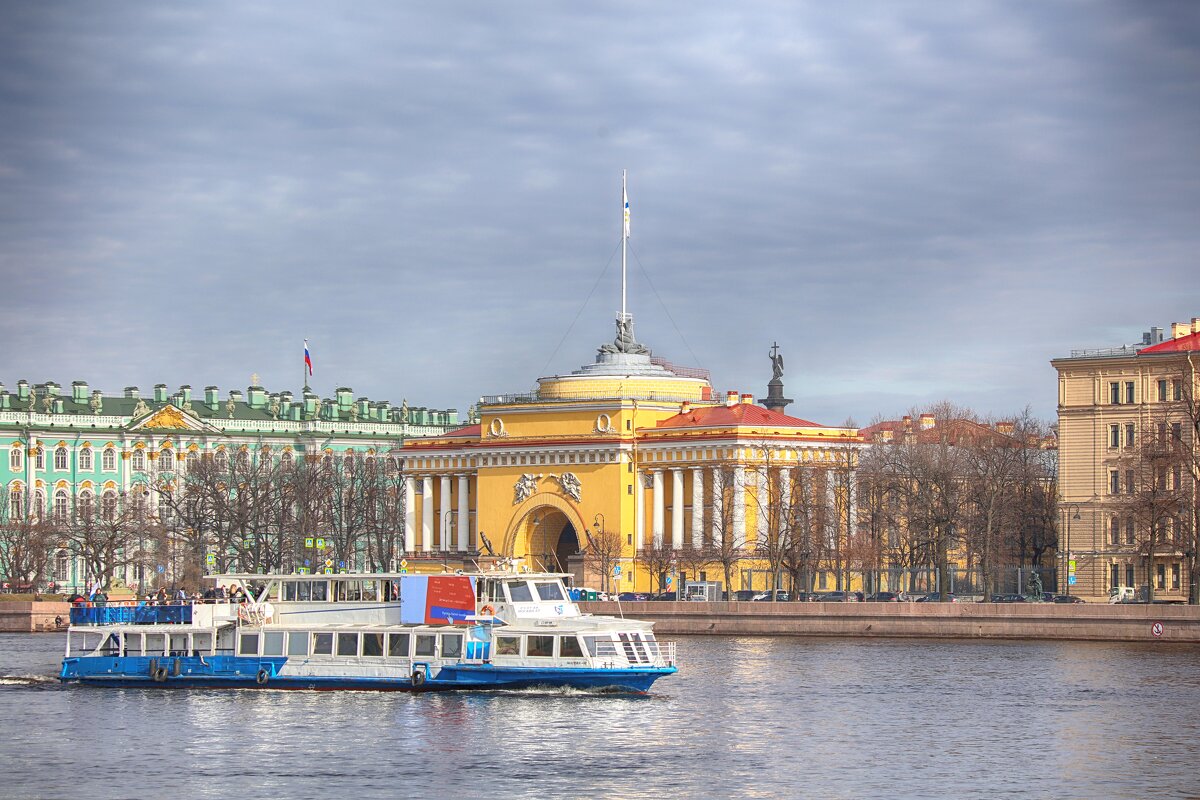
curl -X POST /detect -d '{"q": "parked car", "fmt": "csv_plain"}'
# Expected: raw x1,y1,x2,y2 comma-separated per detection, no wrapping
1108,586,1137,604
791,592,820,602
993,594,1027,603
915,592,958,603
649,591,677,601
730,589,759,601
753,590,790,602
816,591,856,602
616,592,649,601
864,591,901,602
1053,594,1086,604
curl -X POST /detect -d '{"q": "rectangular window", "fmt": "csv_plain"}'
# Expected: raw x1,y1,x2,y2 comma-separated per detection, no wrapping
527,635,554,657
1110,471,1121,495
534,582,565,601
287,632,308,656
1126,423,1135,447
387,633,410,657
361,633,384,657
192,632,213,655
1173,380,1182,401
336,633,359,656
1109,424,1120,449
1126,381,1135,404
1111,564,1120,589
560,636,584,658
414,634,436,657
1172,422,1182,441
312,633,333,655
506,581,533,602
495,636,521,656
311,581,328,601
122,633,143,657
1158,379,1168,401
1159,422,1168,442
7,449,19,471
1172,563,1181,590
440,634,462,659
1126,564,1135,588
1156,564,1166,590
1126,519,1135,545
1126,470,1135,494
1173,466,1182,491
1110,382,1121,404
1110,517,1120,545
238,633,259,656
262,632,285,656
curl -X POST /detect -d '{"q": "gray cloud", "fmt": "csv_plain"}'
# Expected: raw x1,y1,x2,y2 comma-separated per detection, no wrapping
1,1,1198,426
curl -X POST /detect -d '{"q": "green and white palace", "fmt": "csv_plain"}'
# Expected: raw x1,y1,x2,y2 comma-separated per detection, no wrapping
1,378,459,594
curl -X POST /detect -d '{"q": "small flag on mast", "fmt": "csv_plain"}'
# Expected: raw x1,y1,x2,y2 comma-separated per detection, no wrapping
623,177,630,238
304,340,313,376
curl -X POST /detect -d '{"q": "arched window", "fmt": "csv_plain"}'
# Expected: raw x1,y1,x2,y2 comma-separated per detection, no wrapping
131,449,146,472
33,489,45,520
281,450,294,468
159,450,173,473
131,489,146,520
78,491,94,521
54,447,68,471
161,502,173,526
214,449,228,470
35,448,44,470
9,448,22,472
8,486,22,519
53,488,69,520
56,549,69,582
101,490,117,522
236,449,249,468
102,447,116,471
79,447,93,471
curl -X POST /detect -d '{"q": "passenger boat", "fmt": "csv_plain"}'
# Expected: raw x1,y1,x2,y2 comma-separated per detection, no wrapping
59,566,676,693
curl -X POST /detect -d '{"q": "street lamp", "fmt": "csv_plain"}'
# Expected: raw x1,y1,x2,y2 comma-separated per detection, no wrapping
591,514,603,593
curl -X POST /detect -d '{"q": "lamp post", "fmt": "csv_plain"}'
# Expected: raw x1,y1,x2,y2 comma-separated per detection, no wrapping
591,514,604,593
1063,504,1080,594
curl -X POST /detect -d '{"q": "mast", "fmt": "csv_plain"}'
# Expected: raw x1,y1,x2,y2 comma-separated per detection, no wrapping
621,169,628,322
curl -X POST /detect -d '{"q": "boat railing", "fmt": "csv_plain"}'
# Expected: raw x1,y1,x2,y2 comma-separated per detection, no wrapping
591,639,676,668
69,603,194,626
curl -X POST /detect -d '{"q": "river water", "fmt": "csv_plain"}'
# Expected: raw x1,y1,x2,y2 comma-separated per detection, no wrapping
2,633,1199,799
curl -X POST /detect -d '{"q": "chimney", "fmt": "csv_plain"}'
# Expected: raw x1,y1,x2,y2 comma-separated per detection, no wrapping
919,413,935,430
0,390,10,410
680,400,691,415
124,386,139,399
16,380,30,400
1172,322,1190,339
374,401,389,422
205,386,220,411
154,384,168,402
247,385,266,409
1193,317,1200,334
72,381,89,403
357,398,371,419
337,387,354,412
179,385,192,405
725,391,738,407
45,381,61,396
741,393,754,405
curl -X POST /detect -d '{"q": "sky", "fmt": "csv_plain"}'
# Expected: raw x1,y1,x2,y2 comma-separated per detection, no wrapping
2,1,1198,427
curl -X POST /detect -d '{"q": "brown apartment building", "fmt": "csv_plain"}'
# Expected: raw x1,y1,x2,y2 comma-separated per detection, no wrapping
1052,317,1199,602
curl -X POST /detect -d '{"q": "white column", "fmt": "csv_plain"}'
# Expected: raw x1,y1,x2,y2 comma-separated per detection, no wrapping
825,472,837,549
403,475,416,553
635,470,645,550
756,465,769,543
732,465,746,545
439,475,451,551
421,476,434,553
651,469,665,547
780,468,793,538
457,474,470,552
710,467,724,545
690,467,704,549
671,467,684,550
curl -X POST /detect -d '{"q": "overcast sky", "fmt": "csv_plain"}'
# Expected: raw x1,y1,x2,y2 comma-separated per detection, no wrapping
2,2,1198,427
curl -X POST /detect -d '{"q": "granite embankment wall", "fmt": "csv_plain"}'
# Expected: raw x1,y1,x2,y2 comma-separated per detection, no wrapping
579,601,1200,643
0,601,69,633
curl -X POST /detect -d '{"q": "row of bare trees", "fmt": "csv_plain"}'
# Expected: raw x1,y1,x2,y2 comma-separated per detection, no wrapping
0,450,411,592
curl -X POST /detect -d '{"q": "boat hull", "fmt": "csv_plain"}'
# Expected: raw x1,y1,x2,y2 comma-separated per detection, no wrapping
59,655,674,693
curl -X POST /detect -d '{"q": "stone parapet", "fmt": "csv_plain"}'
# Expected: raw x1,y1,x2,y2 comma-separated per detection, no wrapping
0,601,70,633
579,601,1200,643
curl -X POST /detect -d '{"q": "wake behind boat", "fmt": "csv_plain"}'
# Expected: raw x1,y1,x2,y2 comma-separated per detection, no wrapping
59,564,676,693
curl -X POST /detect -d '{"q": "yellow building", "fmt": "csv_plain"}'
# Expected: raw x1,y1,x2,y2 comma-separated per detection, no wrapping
1052,317,1199,601
400,317,863,594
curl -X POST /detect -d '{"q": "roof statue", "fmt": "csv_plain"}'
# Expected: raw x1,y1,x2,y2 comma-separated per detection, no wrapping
598,316,649,356
763,341,793,414
770,343,784,380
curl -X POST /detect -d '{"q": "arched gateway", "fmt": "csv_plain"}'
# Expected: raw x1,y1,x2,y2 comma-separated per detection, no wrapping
504,495,585,573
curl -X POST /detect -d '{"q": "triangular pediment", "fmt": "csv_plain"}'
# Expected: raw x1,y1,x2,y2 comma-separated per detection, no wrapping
129,405,218,433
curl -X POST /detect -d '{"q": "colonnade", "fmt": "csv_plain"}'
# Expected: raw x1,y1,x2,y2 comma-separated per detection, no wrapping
402,474,471,553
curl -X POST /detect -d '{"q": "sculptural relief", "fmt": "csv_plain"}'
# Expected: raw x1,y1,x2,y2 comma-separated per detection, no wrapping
513,473,539,504
552,472,582,502
132,399,150,419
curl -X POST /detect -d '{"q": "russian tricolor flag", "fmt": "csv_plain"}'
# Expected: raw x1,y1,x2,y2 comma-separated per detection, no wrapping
304,340,313,376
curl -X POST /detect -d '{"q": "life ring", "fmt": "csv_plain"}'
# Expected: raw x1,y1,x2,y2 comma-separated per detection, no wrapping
256,668,270,686
152,666,168,683
479,605,495,616
411,669,426,688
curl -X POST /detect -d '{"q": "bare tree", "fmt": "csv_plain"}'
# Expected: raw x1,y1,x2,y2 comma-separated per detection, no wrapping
0,501,53,593
584,525,624,594
639,538,676,595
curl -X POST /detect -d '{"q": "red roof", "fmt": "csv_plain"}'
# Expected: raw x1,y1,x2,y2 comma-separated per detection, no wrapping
1140,330,1200,354
435,423,481,438
655,403,827,430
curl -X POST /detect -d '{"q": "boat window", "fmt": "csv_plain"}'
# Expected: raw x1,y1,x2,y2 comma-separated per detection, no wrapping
414,634,436,657
560,636,584,658
312,581,328,601
535,582,565,601
495,636,520,656
441,634,462,659
336,632,359,656
284,582,297,601
343,581,362,602
170,633,189,656
287,632,308,656
263,632,285,656
122,633,143,656
362,633,384,657
488,582,504,602
312,632,333,655
296,581,311,601
238,633,259,656
527,635,554,657
145,633,166,655
506,581,533,602
387,633,410,657
582,636,603,657
192,632,213,655
361,581,378,602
